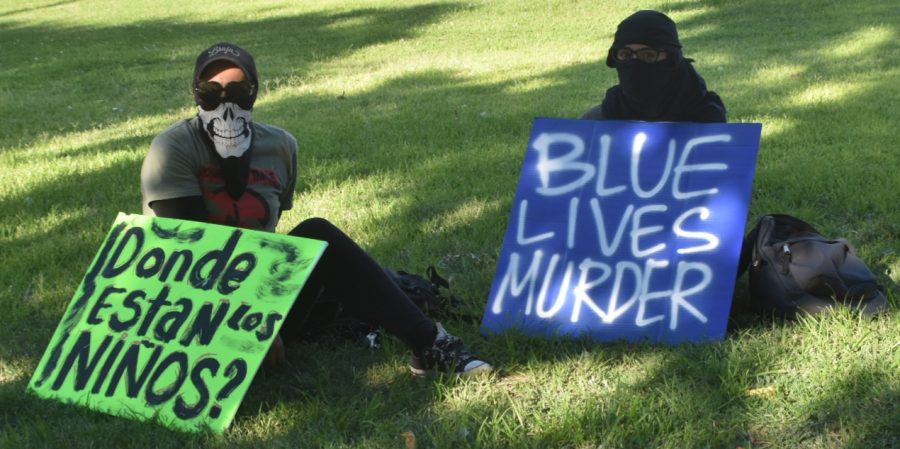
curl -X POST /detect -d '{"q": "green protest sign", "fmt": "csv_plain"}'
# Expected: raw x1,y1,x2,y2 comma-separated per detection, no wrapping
28,213,327,433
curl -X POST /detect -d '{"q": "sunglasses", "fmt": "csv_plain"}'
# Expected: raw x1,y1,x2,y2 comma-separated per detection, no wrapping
614,47,666,64
194,80,255,110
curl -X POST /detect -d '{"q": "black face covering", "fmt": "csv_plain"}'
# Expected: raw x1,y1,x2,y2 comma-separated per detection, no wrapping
601,59,725,122
219,150,252,200
615,59,678,115
597,10,726,122
193,43,260,200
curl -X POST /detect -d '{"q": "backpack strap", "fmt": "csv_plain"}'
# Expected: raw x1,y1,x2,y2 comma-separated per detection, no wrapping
736,221,759,279
426,265,450,289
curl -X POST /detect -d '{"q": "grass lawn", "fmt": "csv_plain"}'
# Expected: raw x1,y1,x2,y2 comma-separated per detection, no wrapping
1,0,898,447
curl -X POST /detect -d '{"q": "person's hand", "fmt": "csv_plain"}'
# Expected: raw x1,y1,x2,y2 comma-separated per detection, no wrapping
264,333,286,368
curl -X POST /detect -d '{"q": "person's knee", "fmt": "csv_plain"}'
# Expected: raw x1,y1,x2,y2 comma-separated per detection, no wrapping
289,217,338,239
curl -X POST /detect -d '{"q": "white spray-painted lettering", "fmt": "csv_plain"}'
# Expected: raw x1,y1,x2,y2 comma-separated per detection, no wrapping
492,131,730,330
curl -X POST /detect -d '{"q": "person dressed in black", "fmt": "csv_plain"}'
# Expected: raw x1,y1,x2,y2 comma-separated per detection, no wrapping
141,42,491,376
582,10,726,123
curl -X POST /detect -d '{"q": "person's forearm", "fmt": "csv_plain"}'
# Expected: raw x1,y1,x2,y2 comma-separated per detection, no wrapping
148,196,209,222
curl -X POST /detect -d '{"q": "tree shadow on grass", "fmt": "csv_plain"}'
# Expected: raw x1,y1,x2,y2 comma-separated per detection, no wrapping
795,366,900,448
239,338,450,447
0,2,465,150
0,373,217,449
0,0,75,19
0,338,464,448
431,314,897,448
0,1,468,347
2,0,899,447
664,0,900,292
1,4,469,446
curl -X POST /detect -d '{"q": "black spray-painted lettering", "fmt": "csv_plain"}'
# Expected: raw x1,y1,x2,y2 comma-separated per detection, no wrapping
85,287,282,347
173,357,219,420
207,359,247,419
34,222,128,388
153,298,193,343
108,290,145,332
100,226,258,294
256,313,283,342
256,239,311,297
178,301,231,346
87,286,127,325
41,219,302,423
51,331,112,391
136,286,172,337
226,303,251,330
49,329,250,420
151,221,204,242
145,351,189,406
90,335,126,394
104,339,162,398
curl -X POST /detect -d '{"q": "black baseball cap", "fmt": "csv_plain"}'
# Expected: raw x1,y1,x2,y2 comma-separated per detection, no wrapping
193,42,259,106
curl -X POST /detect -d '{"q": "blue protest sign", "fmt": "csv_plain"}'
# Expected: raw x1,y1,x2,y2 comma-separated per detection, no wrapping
481,118,761,343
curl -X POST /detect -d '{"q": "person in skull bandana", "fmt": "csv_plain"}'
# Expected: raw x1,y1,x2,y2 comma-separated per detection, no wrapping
582,10,727,122
141,42,491,376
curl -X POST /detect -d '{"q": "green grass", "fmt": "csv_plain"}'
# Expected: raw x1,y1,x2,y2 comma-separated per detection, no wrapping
1,0,898,447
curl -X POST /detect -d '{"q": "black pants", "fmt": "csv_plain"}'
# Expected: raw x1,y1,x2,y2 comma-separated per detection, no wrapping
280,218,437,355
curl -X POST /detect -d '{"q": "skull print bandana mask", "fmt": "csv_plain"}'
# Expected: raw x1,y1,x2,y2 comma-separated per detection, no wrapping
198,102,253,158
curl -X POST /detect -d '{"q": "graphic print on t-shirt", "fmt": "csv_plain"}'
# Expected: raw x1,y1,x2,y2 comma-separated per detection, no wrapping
198,165,282,230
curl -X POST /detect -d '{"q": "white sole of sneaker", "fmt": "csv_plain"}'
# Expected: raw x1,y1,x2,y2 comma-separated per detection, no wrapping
408,362,493,377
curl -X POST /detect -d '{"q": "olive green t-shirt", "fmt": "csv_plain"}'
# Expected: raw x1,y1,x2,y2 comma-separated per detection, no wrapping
141,117,297,232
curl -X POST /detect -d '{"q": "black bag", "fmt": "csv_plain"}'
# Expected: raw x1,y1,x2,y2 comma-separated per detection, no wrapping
384,266,459,318
741,214,888,317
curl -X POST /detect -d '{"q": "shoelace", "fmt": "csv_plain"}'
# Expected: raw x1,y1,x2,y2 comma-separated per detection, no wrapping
429,336,472,369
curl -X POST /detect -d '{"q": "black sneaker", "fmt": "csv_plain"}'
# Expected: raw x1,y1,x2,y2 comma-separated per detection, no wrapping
409,323,492,376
